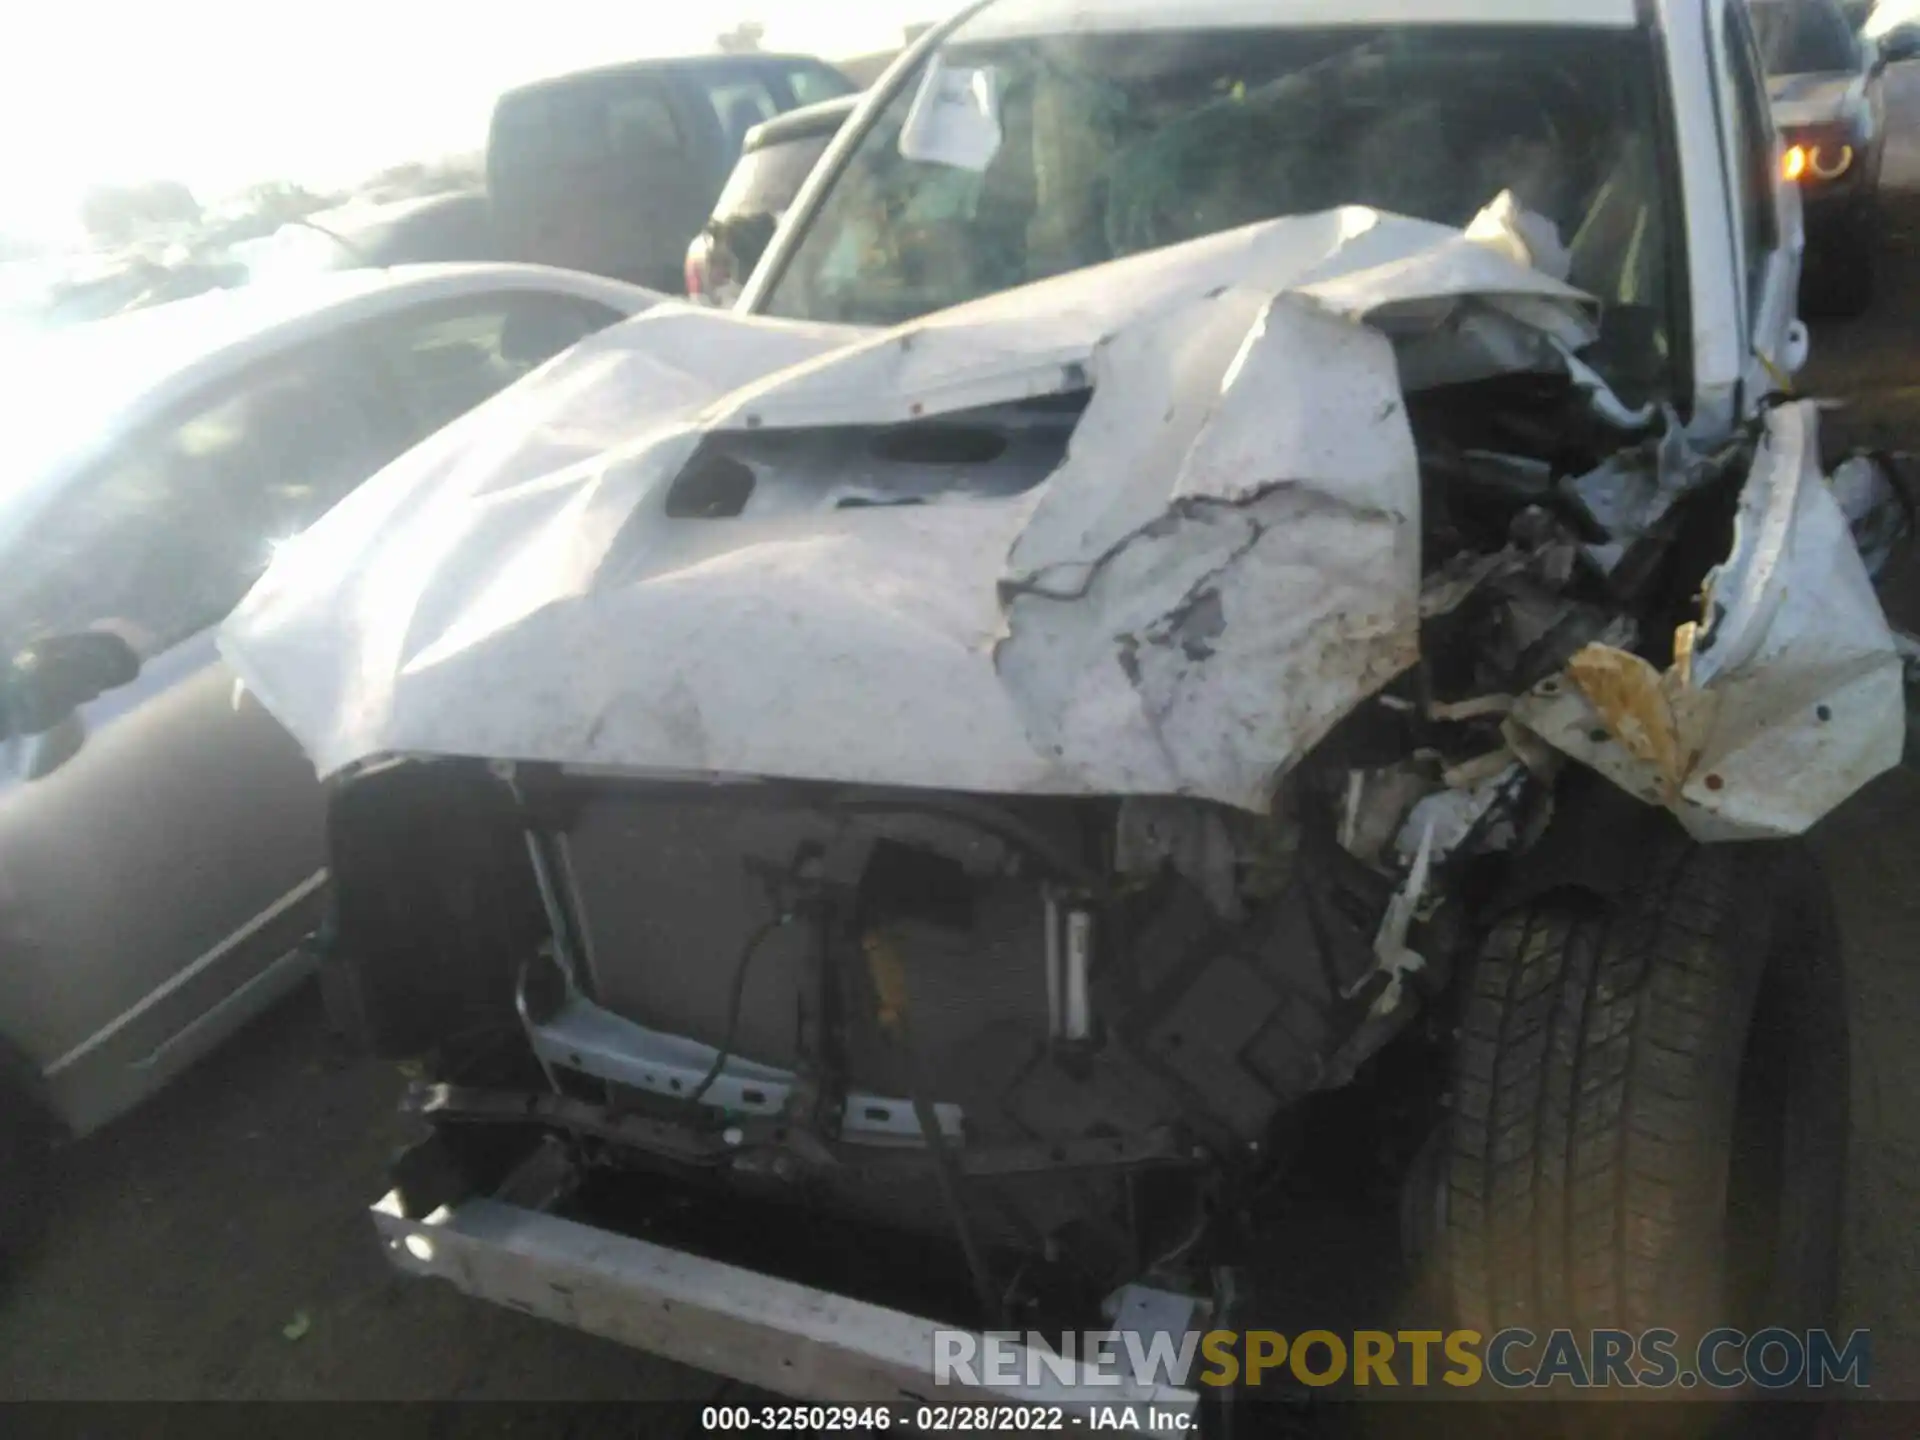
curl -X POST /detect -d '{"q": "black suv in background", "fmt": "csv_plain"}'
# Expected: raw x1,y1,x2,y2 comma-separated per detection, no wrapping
487,53,854,293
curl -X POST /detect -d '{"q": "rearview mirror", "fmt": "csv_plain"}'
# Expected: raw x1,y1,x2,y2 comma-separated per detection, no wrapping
2,631,140,738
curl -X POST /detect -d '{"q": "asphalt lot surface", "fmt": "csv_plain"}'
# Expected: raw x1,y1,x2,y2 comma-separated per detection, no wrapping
6,87,1920,1421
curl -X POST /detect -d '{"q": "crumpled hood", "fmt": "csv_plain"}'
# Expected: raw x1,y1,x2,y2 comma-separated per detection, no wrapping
1769,71,1865,130
221,203,1604,813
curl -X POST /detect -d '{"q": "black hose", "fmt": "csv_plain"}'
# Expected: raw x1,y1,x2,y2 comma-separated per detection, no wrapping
685,915,788,1109
892,993,1006,1330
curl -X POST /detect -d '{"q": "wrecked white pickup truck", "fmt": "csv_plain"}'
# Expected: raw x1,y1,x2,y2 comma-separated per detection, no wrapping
223,0,1908,1421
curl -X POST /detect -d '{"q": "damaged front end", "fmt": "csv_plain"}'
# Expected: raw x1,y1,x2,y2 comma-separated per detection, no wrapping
333,762,1425,1331
225,202,1907,1403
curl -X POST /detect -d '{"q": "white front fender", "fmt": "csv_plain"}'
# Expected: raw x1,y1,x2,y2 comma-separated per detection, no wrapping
1513,401,1904,840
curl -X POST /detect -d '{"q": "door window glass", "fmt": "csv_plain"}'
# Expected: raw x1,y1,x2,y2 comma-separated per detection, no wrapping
2,295,626,657
1751,0,1860,75
1725,2,1781,319
606,89,686,162
786,64,855,108
492,82,684,172
365,293,626,437
706,77,782,153
3,351,404,655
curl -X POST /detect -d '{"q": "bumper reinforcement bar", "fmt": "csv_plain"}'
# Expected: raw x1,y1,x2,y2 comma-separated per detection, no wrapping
371,1187,1202,1421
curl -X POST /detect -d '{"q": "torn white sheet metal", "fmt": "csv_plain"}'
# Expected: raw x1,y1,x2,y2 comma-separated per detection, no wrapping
1362,817,1435,1019
1465,190,1573,284
1394,761,1527,865
1562,414,1703,572
1512,402,1904,841
994,290,1421,808
221,203,1598,812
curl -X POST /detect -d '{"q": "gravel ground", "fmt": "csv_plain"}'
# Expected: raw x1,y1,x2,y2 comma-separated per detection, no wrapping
6,87,1920,1416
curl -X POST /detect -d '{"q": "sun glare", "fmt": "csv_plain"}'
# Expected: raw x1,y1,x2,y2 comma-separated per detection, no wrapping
0,0,922,244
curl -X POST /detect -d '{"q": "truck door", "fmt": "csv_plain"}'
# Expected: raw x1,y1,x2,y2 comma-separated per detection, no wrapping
1714,0,1809,405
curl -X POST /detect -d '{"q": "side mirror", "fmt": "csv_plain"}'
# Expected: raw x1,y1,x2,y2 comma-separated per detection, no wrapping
2,632,140,738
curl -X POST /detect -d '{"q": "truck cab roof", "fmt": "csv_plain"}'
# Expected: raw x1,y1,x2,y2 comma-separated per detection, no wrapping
960,0,1642,39
496,52,848,104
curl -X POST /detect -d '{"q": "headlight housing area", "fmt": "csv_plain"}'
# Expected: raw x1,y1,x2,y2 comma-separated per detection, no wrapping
1782,129,1858,184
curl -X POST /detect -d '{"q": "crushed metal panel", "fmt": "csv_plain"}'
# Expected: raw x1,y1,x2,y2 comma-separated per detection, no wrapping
1512,402,1904,840
1562,418,1706,572
221,204,1597,806
996,291,1422,811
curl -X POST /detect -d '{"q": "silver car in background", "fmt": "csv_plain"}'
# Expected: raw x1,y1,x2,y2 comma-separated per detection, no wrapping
0,263,653,1256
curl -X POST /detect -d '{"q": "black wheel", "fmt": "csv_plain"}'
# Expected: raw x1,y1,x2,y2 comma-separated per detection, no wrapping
1437,835,1846,1393
1806,217,1877,319
0,1066,54,1275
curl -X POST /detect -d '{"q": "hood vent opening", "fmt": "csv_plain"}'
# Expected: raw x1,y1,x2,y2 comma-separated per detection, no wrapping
871,424,1011,467
653,389,1095,525
665,452,756,518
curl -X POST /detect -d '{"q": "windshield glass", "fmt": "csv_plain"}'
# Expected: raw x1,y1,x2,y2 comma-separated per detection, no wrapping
1752,0,1861,74
760,23,1674,394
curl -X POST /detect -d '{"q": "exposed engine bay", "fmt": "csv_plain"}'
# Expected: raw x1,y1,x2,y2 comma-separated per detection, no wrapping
316,387,1910,1330
228,200,1912,1333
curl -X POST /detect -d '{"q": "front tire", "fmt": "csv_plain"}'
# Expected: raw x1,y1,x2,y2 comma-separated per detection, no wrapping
0,1070,53,1275
1806,213,1877,319
1438,836,1846,1385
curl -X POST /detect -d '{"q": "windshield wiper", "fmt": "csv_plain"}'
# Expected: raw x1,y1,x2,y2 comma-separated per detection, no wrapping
284,218,379,268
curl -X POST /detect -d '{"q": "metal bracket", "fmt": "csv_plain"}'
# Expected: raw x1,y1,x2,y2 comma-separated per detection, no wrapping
528,991,964,1144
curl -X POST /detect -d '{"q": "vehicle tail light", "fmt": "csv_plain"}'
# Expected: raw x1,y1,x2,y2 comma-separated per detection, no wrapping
1782,139,1854,183
1811,144,1855,180
685,230,732,303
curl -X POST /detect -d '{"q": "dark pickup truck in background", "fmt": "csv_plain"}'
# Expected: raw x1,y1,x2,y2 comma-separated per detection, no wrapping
487,52,855,293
